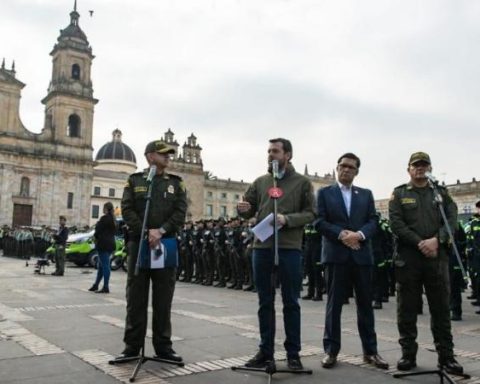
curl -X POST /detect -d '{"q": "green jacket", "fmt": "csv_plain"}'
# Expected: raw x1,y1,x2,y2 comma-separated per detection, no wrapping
241,164,315,250
389,182,457,260
121,170,187,239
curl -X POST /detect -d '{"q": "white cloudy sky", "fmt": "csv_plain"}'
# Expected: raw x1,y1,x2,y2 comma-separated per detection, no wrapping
1,0,479,198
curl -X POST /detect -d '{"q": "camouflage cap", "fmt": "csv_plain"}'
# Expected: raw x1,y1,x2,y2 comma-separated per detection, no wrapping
408,151,431,165
144,140,175,155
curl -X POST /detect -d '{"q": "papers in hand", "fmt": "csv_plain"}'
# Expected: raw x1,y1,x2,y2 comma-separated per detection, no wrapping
252,213,283,242
150,243,165,269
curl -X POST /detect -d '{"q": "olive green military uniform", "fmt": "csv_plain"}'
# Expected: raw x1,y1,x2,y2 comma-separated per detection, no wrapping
121,169,187,354
389,182,457,362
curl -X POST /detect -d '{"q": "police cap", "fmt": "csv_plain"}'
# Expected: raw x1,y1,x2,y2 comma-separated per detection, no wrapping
408,151,431,165
144,141,176,155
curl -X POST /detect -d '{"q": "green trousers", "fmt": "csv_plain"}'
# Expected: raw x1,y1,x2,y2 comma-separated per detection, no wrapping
123,241,176,353
396,253,453,361
54,246,65,275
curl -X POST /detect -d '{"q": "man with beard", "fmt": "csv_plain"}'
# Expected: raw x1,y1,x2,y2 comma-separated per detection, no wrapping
237,138,315,370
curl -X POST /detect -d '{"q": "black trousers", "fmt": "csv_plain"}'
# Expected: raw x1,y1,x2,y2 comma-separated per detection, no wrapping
323,261,377,356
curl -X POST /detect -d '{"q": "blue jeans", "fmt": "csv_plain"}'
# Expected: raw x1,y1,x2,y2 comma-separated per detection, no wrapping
252,248,302,358
94,251,111,289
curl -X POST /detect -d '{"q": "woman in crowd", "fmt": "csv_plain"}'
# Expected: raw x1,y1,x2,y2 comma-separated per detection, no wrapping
89,202,116,293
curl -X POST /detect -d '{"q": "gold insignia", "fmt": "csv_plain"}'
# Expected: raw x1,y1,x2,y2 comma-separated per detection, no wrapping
400,197,416,205
134,186,148,193
167,185,175,194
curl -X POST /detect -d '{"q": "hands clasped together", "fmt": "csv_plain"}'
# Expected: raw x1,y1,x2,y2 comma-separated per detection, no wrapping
339,230,363,250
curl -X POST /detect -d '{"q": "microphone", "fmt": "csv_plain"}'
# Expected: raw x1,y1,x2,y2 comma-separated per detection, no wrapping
425,171,438,184
147,165,157,183
271,160,279,179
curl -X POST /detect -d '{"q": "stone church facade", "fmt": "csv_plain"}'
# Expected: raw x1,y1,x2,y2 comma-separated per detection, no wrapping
0,4,96,228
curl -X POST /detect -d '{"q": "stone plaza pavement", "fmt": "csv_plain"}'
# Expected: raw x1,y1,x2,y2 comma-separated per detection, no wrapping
1,254,480,384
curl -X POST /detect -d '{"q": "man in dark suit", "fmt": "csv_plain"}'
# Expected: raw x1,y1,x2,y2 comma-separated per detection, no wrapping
316,153,388,370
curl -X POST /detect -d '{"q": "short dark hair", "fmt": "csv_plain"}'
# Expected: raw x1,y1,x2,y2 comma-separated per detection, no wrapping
104,202,114,215
269,138,293,159
59,215,66,221
337,152,361,168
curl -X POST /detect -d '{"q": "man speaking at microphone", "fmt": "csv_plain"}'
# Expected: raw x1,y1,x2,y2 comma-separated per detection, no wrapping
115,140,187,361
237,138,315,370
389,152,463,374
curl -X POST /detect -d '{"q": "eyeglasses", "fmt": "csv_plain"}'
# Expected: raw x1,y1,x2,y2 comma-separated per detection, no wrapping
338,163,357,170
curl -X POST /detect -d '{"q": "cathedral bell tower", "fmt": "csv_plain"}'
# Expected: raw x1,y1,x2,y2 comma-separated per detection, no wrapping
41,0,98,158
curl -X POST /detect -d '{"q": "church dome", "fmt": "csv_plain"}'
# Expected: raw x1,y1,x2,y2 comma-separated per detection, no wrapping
96,129,137,164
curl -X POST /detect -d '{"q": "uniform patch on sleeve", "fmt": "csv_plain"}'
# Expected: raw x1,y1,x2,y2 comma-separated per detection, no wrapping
167,185,175,194
400,197,416,205
179,181,186,192
134,186,147,193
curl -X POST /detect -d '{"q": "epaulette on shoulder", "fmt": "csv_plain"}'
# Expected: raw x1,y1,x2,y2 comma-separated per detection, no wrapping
168,173,183,181
394,183,408,190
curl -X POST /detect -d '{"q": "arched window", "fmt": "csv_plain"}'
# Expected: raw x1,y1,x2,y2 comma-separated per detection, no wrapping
20,177,30,197
68,114,81,138
71,64,81,80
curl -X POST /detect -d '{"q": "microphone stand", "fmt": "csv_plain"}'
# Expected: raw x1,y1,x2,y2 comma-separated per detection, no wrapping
109,169,184,383
394,177,470,383
232,164,312,383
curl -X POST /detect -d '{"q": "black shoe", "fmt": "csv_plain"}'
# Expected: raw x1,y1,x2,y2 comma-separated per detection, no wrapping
471,301,480,306
154,348,183,362
312,295,323,301
302,294,313,300
372,301,383,309
439,357,463,375
364,354,389,369
95,287,110,294
243,285,254,292
467,294,477,300
88,285,99,292
476,310,480,314
214,282,226,288
381,296,389,303
451,313,462,321
245,350,274,368
397,357,416,371
227,283,237,289
321,354,337,368
287,356,303,370
114,347,140,360
234,284,243,290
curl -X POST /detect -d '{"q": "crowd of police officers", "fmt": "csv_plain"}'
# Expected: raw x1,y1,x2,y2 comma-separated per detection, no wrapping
1,200,480,319
175,217,256,291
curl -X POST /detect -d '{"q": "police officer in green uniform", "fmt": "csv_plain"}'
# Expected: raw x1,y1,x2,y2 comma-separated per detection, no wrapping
115,140,187,362
389,152,463,374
